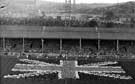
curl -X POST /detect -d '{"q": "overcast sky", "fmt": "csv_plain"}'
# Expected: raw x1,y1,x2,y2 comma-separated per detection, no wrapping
41,0,135,3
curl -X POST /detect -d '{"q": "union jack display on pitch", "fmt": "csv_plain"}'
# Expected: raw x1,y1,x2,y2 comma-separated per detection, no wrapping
4,59,132,80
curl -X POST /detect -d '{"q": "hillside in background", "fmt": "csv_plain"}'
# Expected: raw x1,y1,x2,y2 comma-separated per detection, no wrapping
90,1,135,16
0,0,112,17
0,0,135,17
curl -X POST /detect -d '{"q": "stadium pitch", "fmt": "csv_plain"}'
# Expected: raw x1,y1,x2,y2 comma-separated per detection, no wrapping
1,55,135,84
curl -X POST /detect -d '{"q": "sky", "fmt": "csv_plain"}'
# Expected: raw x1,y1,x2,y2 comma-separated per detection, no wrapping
41,0,135,3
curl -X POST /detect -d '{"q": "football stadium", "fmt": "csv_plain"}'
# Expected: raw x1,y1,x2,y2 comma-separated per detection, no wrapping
0,0,135,84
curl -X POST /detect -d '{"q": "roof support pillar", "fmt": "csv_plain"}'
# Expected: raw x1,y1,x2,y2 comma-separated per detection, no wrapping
22,37,25,53
60,39,63,53
79,38,82,50
41,38,44,54
3,37,5,51
116,40,119,52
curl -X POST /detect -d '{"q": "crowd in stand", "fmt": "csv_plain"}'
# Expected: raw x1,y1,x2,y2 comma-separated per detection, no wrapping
0,17,134,28
1,39,135,59
119,41,135,58
43,40,60,54
4,39,23,52
24,39,42,53
62,40,80,56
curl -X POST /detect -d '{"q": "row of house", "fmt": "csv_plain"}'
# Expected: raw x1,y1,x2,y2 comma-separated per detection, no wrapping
41,13,101,21
41,12,135,23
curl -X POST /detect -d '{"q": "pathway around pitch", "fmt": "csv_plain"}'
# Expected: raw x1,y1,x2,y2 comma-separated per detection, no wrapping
10,59,125,79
